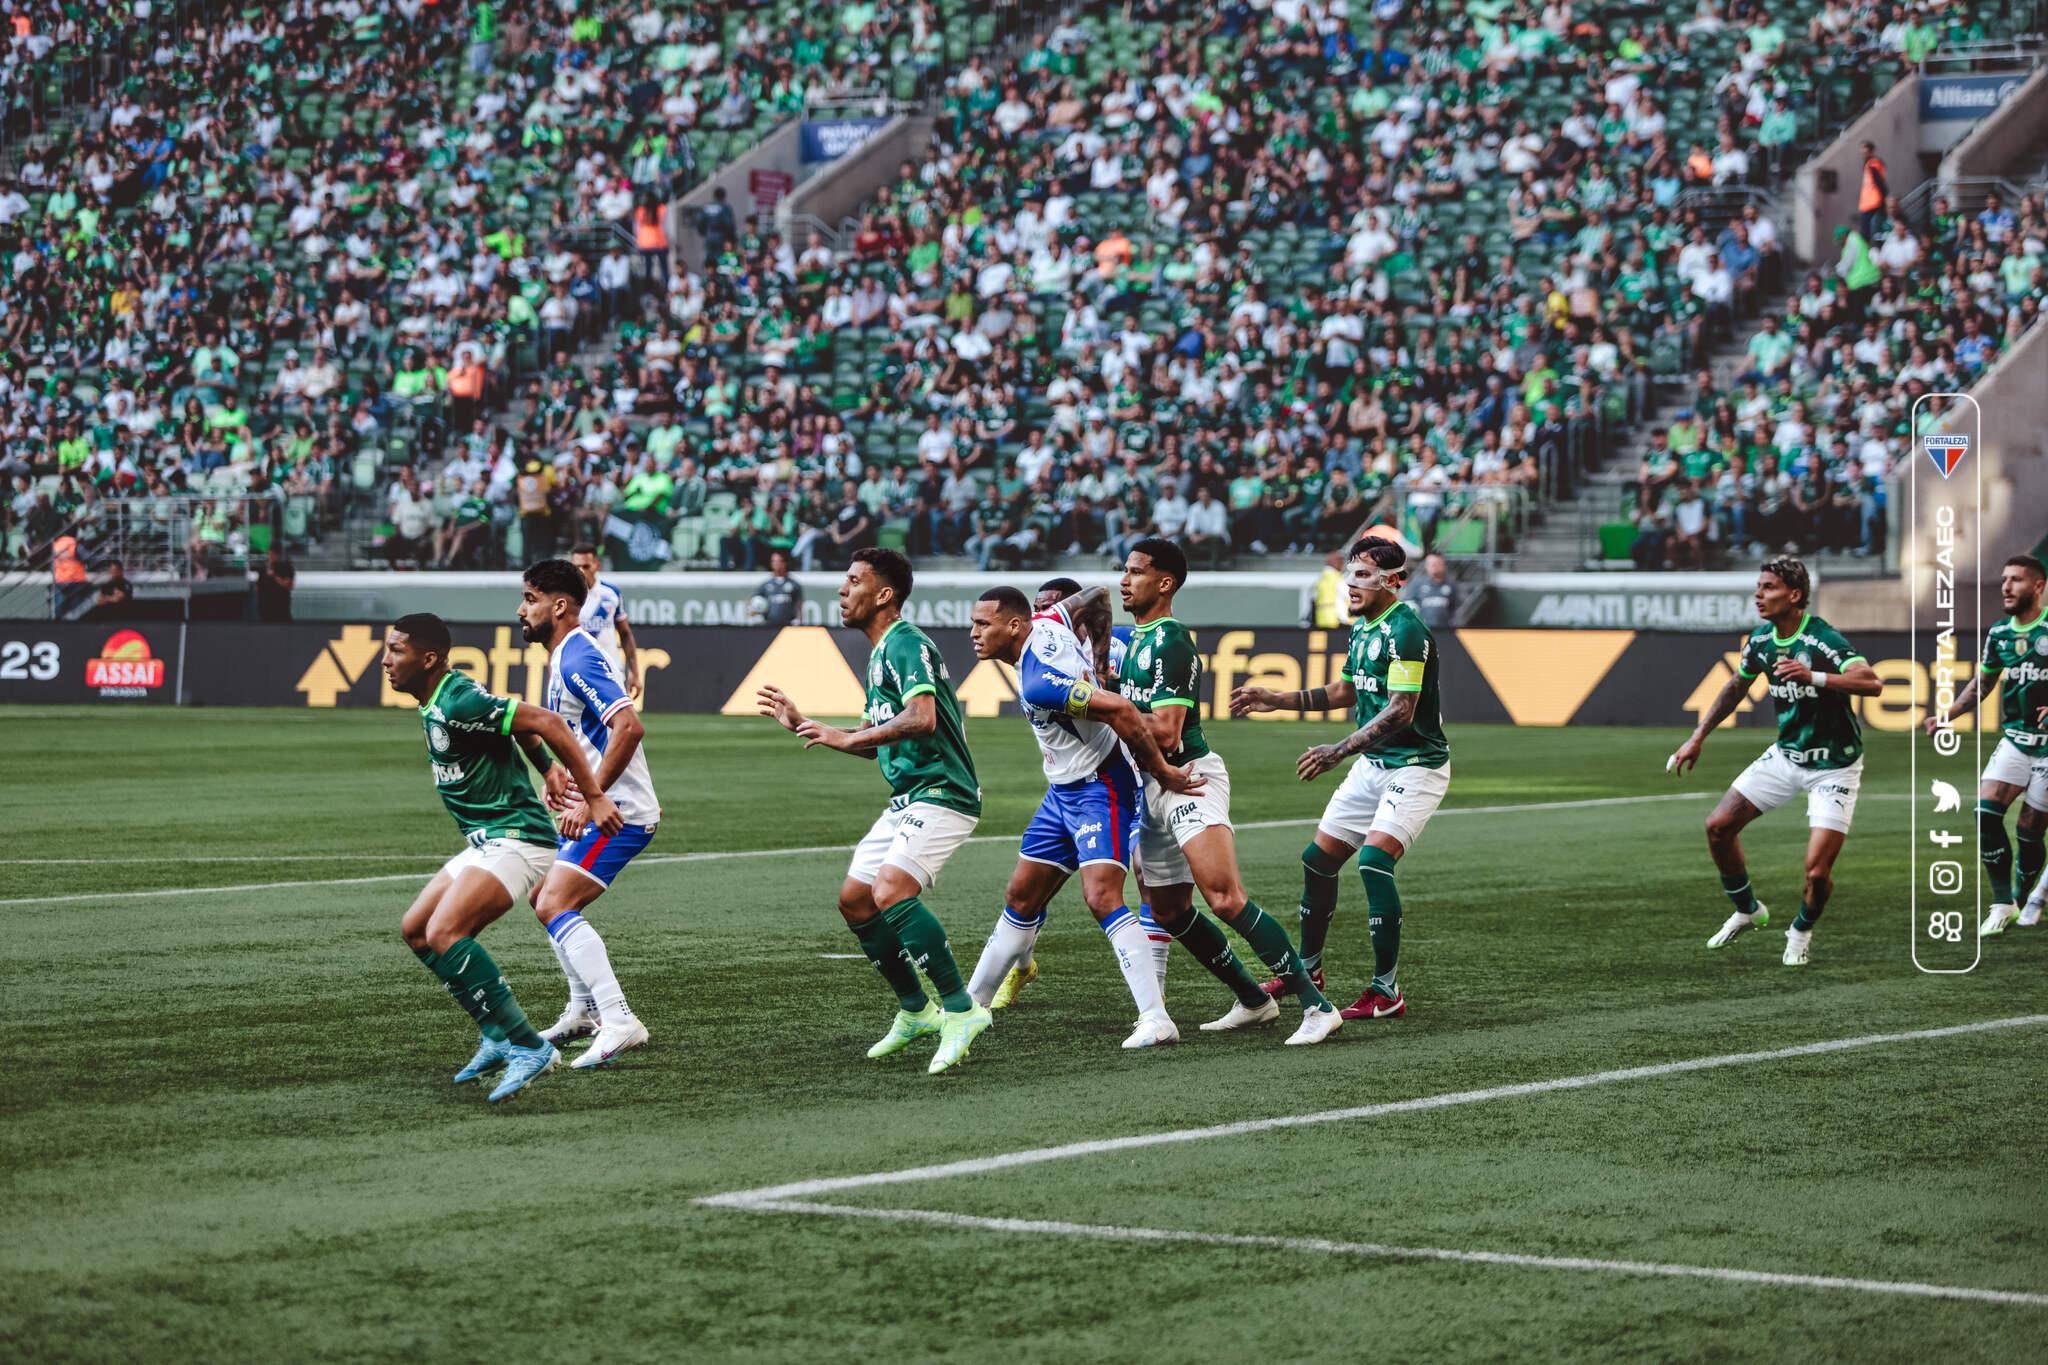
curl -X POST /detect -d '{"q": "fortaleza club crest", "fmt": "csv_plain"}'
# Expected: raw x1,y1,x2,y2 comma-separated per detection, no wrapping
1922,433,1969,479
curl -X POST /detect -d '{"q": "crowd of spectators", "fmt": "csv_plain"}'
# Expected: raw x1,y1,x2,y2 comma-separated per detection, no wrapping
0,0,2037,583
1627,187,2044,568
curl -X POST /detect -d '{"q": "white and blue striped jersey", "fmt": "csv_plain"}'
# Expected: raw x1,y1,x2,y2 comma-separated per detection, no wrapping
1017,603,1120,785
547,629,660,826
579,578,626,668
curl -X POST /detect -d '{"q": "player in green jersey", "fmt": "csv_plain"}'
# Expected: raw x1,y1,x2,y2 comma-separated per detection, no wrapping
1924,554,2048,934
1116,538,1341,1044
1230,536,1450,1021
381,613,622,1103
1670,558,1880,966
756,548,993,1074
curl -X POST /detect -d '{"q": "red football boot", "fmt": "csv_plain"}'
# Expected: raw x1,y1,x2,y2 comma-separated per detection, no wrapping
1338,987,1406,1021
1260,967,1325,998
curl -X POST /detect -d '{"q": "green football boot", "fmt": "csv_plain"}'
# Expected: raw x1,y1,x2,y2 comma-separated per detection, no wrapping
867,1002,943,1059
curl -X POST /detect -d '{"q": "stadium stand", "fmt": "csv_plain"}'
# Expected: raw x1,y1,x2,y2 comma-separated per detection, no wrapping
0,0,2041,593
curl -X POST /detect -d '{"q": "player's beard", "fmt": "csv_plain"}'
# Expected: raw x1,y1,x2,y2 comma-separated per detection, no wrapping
518,619,548,644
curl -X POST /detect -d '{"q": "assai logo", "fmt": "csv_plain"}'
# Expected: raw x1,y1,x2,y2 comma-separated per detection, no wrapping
1922,433,1969,480
85,630,165,696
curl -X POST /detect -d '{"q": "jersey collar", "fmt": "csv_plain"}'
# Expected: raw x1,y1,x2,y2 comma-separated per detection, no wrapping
1770,612,1810,647
1361,599,1403,631
420,670,456,714
2017,607,2047,633
1130,615,1176,634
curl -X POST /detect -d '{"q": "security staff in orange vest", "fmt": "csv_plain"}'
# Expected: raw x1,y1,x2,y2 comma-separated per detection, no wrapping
1858,141,1888,240
633,200,669,288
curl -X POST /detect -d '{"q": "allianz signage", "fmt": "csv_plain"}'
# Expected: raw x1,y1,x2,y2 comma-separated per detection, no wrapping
1920,74,2023,120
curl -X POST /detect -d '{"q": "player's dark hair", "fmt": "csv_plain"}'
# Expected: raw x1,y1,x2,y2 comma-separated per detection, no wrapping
569,542,599,559
524,558,588,605
2005,554,2047,579
1129,537,1188,593
1348,537,1409,574
978,585,1031,616
1760,554,1810,608
1038,576,1083,597
392,612,451,661
853,547,913,602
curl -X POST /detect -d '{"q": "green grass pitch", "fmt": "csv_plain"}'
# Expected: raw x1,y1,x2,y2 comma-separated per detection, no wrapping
1,708,2043,1363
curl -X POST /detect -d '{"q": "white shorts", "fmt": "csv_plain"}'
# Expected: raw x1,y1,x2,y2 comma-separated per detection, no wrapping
1982,737,2048,813
440,835,555,903
1732,747,1863,833
847,800,980,890
1137,753,1233,887
1317,759,1451,852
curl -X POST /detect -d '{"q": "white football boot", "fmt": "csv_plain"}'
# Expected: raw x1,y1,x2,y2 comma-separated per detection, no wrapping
1199,998,1281,1032
1781,927,1812,966
539,1003,598,1044
1121,1014,1180,1050
1707,902,1769,949
570,1017,650,1069
1980,903,2020,937
2019,885,2046,927
1284,1005,1344,1046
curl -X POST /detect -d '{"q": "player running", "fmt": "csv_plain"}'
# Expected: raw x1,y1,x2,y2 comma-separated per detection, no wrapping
1669,557,1880,966
1229,536,1449,1021
570,543,641,698
516,559,659,1067
382,612,622,1102
1117,539,1342,1045
756,549,990,1074
1923,554,2048,934
962,582,1207,1049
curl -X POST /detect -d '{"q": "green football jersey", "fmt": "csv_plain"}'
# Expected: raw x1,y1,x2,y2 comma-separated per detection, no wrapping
1982,608,2048,750
1736,612,1865,769
417,669,557,846
864,619,981,816
1117,616,1209,766
1342,600,1450,769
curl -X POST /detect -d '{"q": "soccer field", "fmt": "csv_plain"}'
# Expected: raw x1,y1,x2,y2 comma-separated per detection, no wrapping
2,709,2043,1363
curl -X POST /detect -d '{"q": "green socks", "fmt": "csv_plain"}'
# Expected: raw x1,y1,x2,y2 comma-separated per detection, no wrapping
2018,828,2046,904
433,937,544,1049
1238,900,1331,1011
1169,910,1265,1008
1360,846,1402,996
1299,841,1344,973
879,896,973,1014
1719,870,1757,916
1981,802,2015,902
850,914,932,1013
1793,897,1825,932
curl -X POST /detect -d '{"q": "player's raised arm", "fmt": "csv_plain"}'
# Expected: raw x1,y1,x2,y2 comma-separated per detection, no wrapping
511,703,623,834
1296,689,1417,782
616,613,641,699
1925,670,1988,735
1053,584,1114,677
1773,654,1880,696
1229,678,1357,717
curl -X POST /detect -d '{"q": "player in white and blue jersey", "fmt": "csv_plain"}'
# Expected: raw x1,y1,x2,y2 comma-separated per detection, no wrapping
571,543,641,698
517,559,662,1069
963,583,1206,1049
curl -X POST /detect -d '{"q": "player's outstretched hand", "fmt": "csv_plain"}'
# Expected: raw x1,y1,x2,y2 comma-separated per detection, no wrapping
542,764,572,811
757,685,805,733
1921,712,1943,737
627,669,643,702
797,719,851,752
1668,736,1703,776
1154,762,1208,796
558,803,588,838
1296,744,1344,782
1229,685,1276,717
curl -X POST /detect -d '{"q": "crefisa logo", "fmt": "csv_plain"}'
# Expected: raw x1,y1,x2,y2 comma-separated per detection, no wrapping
86,629,166,697
1923,433,1969,479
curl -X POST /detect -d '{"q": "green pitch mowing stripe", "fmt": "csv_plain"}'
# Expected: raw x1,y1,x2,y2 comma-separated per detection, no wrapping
728,1200,2048,1308
700,1014,2048,1205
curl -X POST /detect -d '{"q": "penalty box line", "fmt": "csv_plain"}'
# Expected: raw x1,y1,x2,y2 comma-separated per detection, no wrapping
726,1200,2048,1309
0,790,1711,907
700,1015,2048,1207
700,1015,2048,1310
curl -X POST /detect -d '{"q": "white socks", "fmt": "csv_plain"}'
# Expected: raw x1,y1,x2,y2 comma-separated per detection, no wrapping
1137,903,1171,993
546,911,630,1022
968,906,1045,1005
1102,906,1168,1021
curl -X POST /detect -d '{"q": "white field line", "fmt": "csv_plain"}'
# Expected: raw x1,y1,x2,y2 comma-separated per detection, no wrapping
699,1015,2048,1207
0,790,1713,907
729,1200,2048,1309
